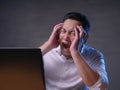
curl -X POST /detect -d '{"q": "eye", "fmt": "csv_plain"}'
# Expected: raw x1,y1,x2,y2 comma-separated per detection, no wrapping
70,30,75,36
59,28,66,33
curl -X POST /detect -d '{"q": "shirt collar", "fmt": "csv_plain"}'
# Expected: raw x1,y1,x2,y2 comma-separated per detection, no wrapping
55,45,61,55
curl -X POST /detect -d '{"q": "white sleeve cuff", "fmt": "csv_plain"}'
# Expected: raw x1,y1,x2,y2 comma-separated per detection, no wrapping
88,77,102,90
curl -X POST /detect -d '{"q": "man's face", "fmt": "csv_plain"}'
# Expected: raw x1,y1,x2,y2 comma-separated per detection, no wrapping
59,19,80,58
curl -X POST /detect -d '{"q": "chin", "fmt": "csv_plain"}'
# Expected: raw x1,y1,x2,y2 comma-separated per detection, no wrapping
64,54,72,59
61,49,71,58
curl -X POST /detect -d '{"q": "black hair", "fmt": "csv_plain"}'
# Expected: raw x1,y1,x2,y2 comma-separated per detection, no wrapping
62,12,90,33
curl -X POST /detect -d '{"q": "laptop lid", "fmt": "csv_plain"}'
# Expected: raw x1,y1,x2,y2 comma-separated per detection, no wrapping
0,48,45,90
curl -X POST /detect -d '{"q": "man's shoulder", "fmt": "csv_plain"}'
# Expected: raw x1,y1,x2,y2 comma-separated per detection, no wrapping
83,45,104,57
44,46,60,57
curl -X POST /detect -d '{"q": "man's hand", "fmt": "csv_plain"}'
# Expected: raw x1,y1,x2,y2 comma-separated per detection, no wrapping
47,23,63,49
40,23,63,55
70,25,87,53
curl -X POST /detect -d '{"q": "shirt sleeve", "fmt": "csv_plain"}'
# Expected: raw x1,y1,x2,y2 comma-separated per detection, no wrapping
88,76,108,90
84,49,109,90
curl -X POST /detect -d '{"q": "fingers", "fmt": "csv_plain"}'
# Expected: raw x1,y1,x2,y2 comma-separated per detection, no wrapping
76,25,88,38
76,26,84,38
74,27,79,40
50,23,63,38
50,23,63,39
53,23,63,33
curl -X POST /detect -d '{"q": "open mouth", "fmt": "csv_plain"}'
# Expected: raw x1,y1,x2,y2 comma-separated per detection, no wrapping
62,43,70,49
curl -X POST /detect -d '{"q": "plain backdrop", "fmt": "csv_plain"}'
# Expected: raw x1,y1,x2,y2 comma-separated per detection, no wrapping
0,0,120,89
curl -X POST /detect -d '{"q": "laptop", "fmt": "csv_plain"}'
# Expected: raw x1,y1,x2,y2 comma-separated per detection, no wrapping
0,48,45,90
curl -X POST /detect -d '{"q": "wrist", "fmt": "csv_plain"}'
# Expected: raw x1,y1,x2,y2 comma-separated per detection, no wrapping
40,41,53,55
45,41,53,51
70,49,79,56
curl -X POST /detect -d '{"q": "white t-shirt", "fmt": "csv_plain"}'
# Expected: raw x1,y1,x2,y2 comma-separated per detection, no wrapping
43,45,108,90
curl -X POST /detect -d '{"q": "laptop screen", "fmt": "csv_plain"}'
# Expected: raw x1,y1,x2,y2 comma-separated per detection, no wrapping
0,48,45,90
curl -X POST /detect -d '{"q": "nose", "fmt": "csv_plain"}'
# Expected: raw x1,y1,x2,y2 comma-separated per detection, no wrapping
63,33,70,41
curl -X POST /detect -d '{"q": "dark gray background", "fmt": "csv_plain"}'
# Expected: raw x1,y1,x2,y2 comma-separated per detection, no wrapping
0,0,120,89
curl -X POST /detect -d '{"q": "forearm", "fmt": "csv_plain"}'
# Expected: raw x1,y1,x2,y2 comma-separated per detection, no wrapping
39,41,52,55
71,50,99,87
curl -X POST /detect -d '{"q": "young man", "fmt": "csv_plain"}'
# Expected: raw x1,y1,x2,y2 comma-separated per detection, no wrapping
40,12,108,90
